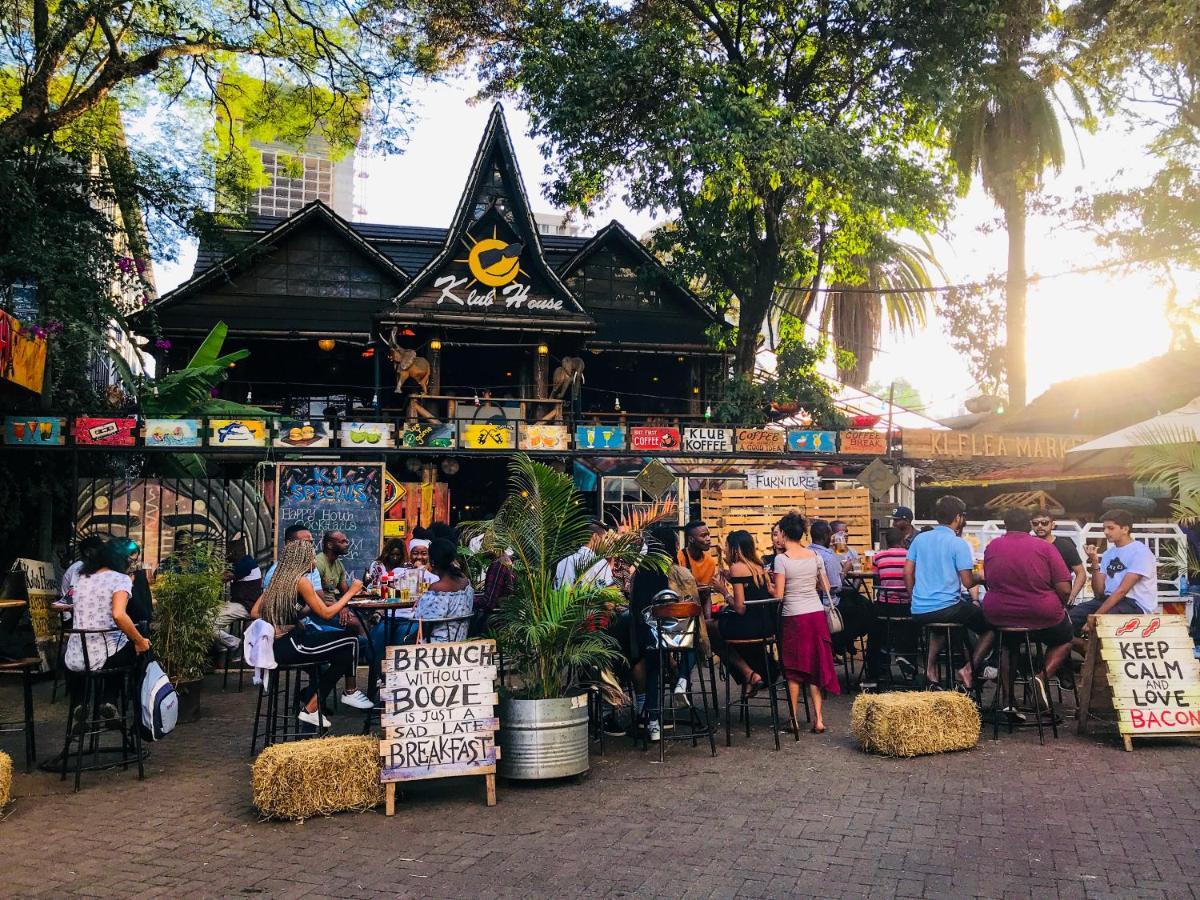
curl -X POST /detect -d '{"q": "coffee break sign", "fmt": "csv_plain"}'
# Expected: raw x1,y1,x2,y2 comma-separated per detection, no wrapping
379,639,500,812
1078,614,1200,751
901,428,1091,460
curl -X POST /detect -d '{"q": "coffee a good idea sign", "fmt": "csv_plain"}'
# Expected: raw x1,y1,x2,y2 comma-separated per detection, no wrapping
1079,613,1200,751
379,639,500,811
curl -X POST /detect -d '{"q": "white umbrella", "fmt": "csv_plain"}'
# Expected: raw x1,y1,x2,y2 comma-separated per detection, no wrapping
1065,395,1200,470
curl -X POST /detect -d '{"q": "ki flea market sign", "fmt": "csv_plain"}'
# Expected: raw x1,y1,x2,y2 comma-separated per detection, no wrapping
380,639,500,812
901,428,1092,460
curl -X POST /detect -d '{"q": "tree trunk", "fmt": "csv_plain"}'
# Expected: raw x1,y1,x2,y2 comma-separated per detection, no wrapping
1003,195,1028,410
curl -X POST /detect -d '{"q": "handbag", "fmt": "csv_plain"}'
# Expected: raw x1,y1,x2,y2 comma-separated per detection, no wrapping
823,598,844,635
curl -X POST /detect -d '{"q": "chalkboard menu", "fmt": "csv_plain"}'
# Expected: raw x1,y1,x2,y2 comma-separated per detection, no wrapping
379,639,500,813
274,463,383,584
1078,613,1200,751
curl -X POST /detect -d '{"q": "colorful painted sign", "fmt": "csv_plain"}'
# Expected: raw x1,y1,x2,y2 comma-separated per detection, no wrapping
840,430,888,455
143,418,203,448
901,428,1090,460
4,416,64,446
682,427,734,453
460,422,516,450
735,428,786,454
73,416,138,447
746,469,820,490
274,418,332,449
380,639,501,813
787,430,837,453
1083,613,1200,749
431,222,564,316
0,310,47,394
629,427,681,452
209,418,268,448
575,424,626,450
341,422,394,449
519,424,571,451
399,423,456,449
275,463,383,583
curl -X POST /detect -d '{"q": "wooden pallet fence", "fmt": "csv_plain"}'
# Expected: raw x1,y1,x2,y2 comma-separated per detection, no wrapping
701,488,872,557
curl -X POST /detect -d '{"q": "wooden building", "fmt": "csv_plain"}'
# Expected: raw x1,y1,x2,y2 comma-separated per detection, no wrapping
145,104,727,515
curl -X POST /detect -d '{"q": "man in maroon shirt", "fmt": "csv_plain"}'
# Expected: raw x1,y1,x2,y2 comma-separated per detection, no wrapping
982,508,1073,711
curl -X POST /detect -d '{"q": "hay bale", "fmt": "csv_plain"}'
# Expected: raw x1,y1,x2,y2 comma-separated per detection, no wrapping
252,736,383,820
0,751,11,808
851,691,979,757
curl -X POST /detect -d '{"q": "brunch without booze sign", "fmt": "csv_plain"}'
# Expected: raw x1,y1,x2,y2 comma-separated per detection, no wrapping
1078,614,1200,751
379,639,500,812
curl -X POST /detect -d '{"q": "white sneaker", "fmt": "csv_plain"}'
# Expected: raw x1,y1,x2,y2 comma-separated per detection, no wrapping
647,720,661,742
672,676,691,708
218,630,241,649
981,666,999,681
298,708,331,728
340,690,374,710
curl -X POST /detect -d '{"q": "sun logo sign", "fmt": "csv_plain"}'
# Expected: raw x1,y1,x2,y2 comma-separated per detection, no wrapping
434,226,562,312
463,234,524,288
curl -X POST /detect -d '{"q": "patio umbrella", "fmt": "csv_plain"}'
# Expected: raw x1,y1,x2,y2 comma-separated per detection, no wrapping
1064,395,1200,470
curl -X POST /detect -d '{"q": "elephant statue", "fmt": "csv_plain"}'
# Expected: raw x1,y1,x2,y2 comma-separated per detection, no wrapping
550,356,585,399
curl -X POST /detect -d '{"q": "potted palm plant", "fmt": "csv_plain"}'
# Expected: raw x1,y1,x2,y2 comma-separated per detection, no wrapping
151,537,226,721
466,454,669,780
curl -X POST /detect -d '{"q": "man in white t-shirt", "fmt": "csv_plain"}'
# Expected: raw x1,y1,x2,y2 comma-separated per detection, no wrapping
1069,508,1158,647
554,521,614,590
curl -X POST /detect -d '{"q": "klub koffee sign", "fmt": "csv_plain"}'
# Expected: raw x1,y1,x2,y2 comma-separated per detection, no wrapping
1081,614,1200,750
380,639,500,812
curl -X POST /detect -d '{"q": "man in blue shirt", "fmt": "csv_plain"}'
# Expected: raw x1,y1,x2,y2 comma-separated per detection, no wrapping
904,495,993,689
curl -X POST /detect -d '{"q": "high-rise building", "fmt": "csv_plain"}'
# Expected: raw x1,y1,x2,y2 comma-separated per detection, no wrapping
247,140,357,219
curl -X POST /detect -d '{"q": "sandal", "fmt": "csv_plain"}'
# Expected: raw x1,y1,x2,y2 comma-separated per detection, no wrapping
744,674,765,699
810,725,826,734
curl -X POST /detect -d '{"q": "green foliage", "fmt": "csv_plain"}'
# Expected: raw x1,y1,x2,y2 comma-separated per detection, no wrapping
939,276,1008,396
152,539,226,683
1132,426,1200,579
464,454,666,700
865,378,926,412
453,0,1000,372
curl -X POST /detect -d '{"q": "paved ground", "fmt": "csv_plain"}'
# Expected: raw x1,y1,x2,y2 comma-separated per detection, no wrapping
1,671,1197,900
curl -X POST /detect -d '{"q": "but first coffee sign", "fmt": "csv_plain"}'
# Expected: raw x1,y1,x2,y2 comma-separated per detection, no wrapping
379,639,500,811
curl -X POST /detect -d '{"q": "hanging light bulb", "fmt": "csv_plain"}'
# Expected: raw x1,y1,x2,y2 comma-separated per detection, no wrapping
704,404,712,421
614,396,622,412
246,388,253,403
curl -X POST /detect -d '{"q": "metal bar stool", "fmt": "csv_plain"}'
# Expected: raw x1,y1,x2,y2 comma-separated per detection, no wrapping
650,596,718,762
221,617,248,693
0,657,40,771
917,621,973,691
720,599,804,749
873,587,918,689
250,662,325,754
58,629,145,792
990,627,1058,745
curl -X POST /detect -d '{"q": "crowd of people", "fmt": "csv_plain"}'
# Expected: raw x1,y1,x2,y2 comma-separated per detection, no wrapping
53,495,1174,736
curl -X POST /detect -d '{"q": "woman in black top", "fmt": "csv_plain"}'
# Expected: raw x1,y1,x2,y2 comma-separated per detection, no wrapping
708,530,777,693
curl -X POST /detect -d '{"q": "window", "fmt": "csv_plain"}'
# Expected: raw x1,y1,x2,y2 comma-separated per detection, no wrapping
253,151,333,216
600,476,678,525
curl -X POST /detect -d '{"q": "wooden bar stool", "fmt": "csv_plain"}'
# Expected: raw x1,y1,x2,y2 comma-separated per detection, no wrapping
0,657,40,772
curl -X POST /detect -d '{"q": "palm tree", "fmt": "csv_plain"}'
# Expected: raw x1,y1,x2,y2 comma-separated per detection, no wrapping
949,0,1071,409
819,236,943,388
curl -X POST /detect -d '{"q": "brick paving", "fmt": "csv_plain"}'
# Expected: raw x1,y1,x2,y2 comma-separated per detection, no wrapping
1,673,1198,899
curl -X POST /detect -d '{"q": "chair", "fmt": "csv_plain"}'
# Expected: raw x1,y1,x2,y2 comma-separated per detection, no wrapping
220,617,248,693
250,663,325,755
57,629,144,792
917,621,973,691
649,598,718,762
0,657,40,771
415,614,475,644
990,627,1059,745
719,600,805,750
873,587,918,689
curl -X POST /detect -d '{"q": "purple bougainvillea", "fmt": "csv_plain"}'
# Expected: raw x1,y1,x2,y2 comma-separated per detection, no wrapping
154,338,172,350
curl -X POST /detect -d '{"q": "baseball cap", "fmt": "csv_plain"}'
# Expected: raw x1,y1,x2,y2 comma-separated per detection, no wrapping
891,506,914,521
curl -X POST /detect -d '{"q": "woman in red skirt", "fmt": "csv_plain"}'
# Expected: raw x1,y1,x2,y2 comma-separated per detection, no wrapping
771,512,839,732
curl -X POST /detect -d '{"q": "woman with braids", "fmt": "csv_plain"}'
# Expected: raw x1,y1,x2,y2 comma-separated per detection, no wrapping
250,539,373,728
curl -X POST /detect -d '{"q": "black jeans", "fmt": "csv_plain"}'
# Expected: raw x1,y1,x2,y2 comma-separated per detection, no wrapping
67,640,139,707
273,630,358,706
832,588,876,655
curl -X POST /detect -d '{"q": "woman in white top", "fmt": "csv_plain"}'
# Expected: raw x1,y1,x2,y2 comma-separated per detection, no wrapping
65,537,151,717
770,512,840,733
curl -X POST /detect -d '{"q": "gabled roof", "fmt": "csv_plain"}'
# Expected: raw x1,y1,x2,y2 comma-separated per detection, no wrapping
149,200,409,315
557,219,724,327
387,104,589,323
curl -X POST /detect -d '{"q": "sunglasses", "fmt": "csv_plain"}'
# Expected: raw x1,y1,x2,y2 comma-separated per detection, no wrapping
1031,519,1052,526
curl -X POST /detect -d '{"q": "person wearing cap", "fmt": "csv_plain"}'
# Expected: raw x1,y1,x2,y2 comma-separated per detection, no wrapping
892,507,917,549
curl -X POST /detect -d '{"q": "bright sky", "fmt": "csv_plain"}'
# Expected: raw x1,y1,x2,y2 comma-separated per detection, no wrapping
155,76,1183,420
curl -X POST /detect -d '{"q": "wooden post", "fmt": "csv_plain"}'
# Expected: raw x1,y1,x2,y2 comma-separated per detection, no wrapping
485,773,497,807
1075,618,1100,737
386,782,396,816
429,342,442,395
688,360,701,415
534,348,548,399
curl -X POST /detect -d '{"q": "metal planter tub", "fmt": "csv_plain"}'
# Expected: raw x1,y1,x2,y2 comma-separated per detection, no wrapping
497,693,590,780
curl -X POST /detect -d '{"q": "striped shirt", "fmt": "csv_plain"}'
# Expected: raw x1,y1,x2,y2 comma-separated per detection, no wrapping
873,548,909,602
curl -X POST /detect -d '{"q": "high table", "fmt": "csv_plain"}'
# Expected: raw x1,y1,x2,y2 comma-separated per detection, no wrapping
347,597,417,702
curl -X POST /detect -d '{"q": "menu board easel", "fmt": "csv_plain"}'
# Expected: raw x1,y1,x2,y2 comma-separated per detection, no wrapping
1077,613,1200,751
379,639,500,814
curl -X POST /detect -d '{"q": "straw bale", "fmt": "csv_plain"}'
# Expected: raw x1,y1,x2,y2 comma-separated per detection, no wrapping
0,751,10,807
251,736,383,820
850,691,979,758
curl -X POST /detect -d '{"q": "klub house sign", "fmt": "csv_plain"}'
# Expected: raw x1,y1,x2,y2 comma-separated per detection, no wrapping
434,229,563,313
902,428,1092,460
